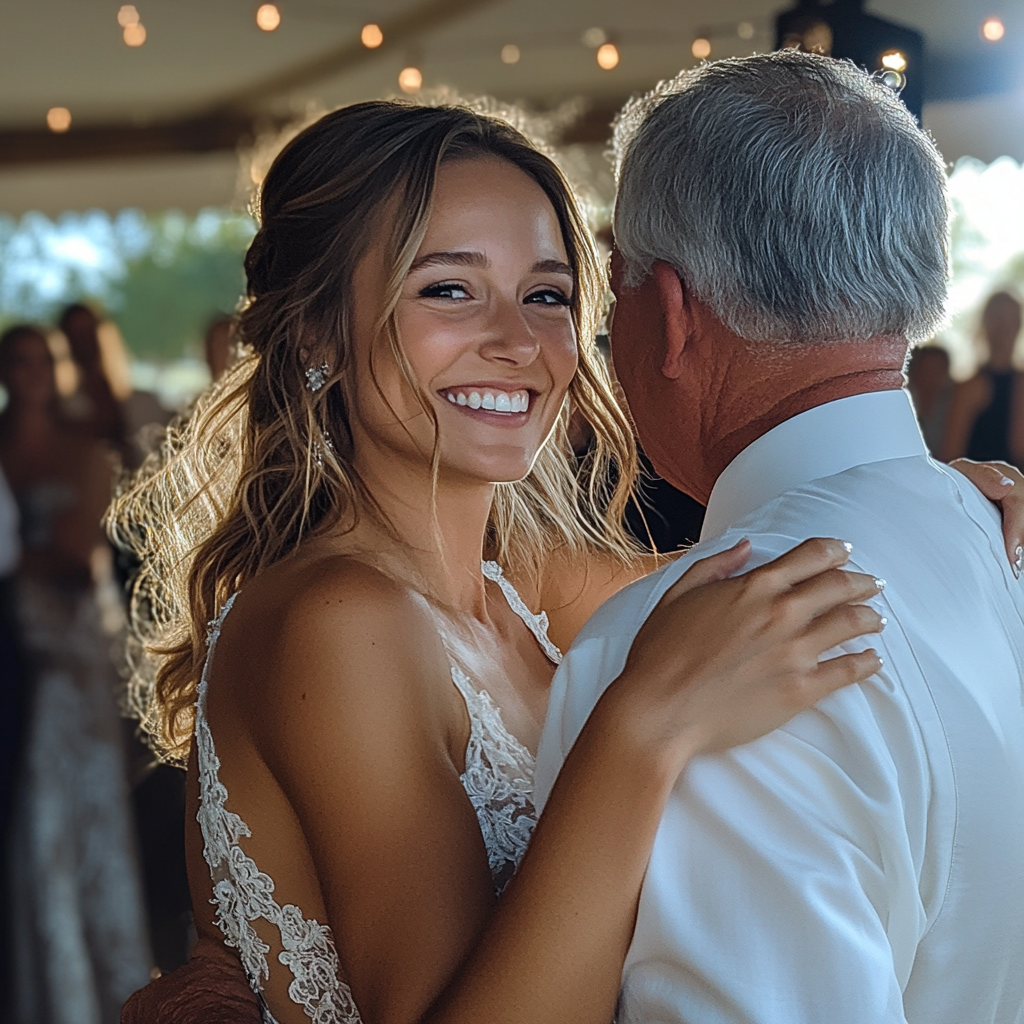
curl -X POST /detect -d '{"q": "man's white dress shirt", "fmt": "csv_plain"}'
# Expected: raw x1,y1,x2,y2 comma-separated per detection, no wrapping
535,390,1024,1024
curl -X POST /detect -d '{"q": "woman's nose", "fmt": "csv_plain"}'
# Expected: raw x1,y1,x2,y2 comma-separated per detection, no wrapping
478,299,541,365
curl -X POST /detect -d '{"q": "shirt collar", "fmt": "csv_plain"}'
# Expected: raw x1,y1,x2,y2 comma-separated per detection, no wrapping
700,389,927,542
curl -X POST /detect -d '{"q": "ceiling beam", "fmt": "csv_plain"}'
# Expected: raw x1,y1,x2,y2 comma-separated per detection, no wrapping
0,0,500,167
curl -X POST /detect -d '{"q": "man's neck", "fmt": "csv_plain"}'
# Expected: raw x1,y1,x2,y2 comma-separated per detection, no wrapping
690,335,908,504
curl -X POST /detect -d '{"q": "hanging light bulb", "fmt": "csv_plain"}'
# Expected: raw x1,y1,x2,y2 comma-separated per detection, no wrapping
501,43,520,64
117,5,140,27
361,23,383,48
880,49,907,71
596,42,619,69
123,22,147,45
691,37,711,59
46,107,72,132
256,4,281,31
398,66,423,92
982,17,1005,41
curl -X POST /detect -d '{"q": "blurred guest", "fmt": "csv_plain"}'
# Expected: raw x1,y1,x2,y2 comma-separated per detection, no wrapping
95,319,171,469
203,314,236,382
0,460,22,1005
907,344,953,457
0,325,151,1024
58,303,129,459
943,291,1024,466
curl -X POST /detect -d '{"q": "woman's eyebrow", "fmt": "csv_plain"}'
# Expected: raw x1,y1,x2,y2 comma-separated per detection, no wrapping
533,259,573,276
408,252,574,277
410,250,487,272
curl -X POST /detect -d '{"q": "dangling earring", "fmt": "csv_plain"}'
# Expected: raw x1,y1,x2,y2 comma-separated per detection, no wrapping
305,363,330,392
312,430,335,469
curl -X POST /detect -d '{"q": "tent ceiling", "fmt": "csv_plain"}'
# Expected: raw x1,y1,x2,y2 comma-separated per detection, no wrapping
0,0,1021,212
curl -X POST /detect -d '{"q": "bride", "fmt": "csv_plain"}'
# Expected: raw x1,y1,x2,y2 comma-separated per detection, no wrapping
113,101,1015,1024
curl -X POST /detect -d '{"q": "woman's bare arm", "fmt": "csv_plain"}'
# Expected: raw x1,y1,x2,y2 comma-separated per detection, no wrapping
249,541,883,1024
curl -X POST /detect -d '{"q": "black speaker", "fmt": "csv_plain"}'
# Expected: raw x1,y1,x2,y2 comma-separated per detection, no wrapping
774,0,924,120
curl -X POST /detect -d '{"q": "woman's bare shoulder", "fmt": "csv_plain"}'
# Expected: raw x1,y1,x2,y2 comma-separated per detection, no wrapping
215,554,454,738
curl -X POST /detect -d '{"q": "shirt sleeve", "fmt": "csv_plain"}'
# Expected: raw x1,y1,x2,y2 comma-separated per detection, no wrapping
620,669,927,1024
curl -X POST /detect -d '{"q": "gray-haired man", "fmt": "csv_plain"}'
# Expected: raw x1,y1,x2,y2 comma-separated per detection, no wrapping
535,51,1024,1024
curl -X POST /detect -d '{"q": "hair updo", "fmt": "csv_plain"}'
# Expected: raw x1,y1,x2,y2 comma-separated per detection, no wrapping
109,99,640,762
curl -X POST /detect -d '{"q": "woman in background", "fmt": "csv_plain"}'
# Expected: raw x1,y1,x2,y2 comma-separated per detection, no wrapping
0,325,150,1024
943,290,1024,467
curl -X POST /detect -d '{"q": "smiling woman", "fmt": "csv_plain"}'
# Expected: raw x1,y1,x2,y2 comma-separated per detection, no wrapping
111,100,887,1024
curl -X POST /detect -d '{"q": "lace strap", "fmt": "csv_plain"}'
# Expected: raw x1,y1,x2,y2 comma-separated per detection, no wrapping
481,561,562,664
197,592,239,710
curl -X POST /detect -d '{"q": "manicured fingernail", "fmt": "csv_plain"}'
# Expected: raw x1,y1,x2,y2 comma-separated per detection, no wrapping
1014,545,1023,579
1001,476,1015,488
877,655,884,668
874,578,887,591
879,616,888,629
841,541,853,553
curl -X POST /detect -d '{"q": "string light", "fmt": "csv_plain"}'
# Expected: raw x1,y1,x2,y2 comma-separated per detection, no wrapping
881,50,907,71
596,42,619,69
256,4,281,31
737,21,754,40
581,27,607,48
691,37,711,59
361,23,383,48
500,43,520,64
982,17,1005,41
46,107,71,132
398,66,423,92
123,22,146,45
117,5,139,27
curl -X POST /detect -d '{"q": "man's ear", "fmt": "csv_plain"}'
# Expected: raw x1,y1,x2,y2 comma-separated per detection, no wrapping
652,261,692,380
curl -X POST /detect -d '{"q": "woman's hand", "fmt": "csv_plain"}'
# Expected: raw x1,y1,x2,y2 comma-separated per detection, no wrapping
609,538,885,773
950,459,1024,576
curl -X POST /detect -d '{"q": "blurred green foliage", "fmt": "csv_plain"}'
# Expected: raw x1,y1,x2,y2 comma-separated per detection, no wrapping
112,212,254,360
0,208,255,361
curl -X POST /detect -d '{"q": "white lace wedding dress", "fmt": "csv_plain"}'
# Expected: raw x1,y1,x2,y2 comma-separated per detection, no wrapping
195,561,562,1023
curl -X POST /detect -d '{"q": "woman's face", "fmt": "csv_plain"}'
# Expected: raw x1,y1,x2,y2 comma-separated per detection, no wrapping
349,155,579,486
1,331,56,408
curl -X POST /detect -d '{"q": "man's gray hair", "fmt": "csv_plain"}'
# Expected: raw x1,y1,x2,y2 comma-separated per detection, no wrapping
613,50,951,344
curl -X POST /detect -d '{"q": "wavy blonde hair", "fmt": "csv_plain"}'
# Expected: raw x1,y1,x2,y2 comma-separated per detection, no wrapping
109,100,641,763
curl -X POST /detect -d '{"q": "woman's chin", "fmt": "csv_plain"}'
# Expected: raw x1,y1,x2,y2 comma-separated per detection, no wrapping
441,454,537,487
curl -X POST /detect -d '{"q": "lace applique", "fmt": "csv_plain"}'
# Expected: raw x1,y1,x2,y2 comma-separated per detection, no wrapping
195,595,362,1024
451,665,539,894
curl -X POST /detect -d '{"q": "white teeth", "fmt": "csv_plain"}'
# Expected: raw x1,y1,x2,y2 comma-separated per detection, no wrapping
445,388,530,413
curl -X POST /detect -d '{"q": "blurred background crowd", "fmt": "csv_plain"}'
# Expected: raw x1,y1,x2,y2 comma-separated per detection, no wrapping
2,0,1024,1020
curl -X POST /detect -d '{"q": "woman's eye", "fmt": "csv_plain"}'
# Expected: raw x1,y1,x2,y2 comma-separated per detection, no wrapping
419,281,471,300
525,288,571,307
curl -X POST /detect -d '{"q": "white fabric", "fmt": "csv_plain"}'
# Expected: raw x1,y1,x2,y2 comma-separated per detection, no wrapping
0,461,19,576
535,390,1024,1024
197,564,561,1023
